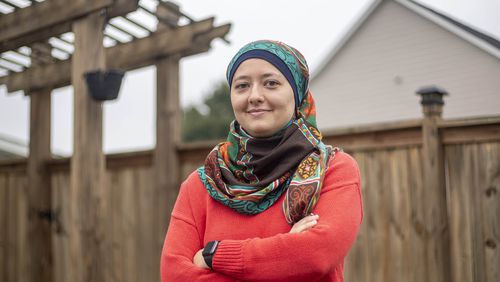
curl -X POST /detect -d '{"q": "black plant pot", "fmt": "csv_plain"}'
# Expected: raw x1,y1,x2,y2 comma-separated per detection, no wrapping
84,69,124,101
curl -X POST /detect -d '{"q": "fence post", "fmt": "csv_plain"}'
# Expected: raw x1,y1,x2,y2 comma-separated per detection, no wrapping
416,86,450,282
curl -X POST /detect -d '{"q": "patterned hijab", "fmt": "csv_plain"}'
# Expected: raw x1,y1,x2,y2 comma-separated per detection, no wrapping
197,40,333,224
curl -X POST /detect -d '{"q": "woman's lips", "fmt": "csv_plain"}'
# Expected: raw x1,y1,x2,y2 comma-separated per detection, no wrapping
247,109,271,117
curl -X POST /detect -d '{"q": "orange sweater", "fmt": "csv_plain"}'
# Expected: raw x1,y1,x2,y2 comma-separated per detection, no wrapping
161,151,363,282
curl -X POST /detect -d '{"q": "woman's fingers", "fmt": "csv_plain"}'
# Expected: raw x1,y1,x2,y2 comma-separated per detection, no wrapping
297,214,319,225
292,215,318,233
289,214,319,234
298,219,317,232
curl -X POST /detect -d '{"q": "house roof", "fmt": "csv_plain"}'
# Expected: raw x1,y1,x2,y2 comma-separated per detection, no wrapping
0,133,66,161
408,0,500,50
312,0,500,80
0,133,27,160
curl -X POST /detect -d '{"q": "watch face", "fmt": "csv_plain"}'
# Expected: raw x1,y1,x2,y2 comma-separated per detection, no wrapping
203,241,219,256
209,241,219,253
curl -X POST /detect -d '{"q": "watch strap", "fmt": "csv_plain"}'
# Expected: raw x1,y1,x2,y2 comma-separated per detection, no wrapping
202,240,219,269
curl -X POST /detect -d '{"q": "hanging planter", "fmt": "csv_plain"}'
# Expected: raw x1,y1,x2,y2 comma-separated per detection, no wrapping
84,69,125,101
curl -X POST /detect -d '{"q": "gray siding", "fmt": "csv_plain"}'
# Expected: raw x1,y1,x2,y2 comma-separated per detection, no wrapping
311,0,500,129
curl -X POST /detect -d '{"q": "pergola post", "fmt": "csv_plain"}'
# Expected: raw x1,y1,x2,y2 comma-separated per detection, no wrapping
154,6,182,249
69,10,107,282
26,41,54,282
154,54,181,247
416,86,450,282
27,90,52,281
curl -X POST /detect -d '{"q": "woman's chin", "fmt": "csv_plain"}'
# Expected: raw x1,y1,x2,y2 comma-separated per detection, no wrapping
245,126,276,138
241,120,292,138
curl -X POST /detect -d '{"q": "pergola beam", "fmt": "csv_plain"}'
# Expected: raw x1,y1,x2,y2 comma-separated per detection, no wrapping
0,0,139,53
1,18,231,92
183,22,231,55
108,18,218,70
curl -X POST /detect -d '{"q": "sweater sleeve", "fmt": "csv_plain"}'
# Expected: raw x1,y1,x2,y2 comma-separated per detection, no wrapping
161,178,236,282
211,152,363,282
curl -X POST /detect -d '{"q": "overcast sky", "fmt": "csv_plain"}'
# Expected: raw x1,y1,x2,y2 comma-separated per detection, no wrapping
1,0,499,156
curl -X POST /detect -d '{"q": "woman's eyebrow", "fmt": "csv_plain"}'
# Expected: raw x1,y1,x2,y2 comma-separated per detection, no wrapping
233,73,280,82
233,75,250,82
261,73,280,79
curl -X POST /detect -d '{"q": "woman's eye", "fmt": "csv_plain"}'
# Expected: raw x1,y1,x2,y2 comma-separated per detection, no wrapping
265,80,280,87
235,83,249,90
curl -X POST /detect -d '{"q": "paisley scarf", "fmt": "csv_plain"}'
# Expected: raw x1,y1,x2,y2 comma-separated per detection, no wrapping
198,40,333,224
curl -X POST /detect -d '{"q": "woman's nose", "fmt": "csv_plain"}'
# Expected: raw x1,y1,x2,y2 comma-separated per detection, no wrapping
248,85,264,104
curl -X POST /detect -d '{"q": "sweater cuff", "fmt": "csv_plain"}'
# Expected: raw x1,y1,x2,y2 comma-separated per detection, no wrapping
212,240,244,276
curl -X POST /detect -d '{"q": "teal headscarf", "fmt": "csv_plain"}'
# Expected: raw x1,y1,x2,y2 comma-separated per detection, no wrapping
226,40,310,107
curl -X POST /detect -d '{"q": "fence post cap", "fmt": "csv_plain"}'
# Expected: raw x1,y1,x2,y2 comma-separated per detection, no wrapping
416,86,448,106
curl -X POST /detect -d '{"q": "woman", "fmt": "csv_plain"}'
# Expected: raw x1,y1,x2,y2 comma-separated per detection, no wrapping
161,40,363,282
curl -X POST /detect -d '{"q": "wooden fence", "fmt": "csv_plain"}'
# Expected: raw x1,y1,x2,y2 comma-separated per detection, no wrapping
1,114,499,282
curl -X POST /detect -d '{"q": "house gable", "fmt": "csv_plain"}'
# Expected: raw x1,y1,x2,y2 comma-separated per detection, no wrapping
311,0,500,129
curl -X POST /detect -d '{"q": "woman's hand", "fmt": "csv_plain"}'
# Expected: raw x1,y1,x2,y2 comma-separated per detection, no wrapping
193,249,209,269
289,214,319,234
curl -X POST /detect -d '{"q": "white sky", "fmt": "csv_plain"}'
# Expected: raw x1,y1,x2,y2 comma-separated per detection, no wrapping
0,0,499,156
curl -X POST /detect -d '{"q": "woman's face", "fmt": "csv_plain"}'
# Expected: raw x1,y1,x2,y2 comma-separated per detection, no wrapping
230,58,295,138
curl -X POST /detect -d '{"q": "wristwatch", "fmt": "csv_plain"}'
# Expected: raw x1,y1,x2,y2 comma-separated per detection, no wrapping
202,240,220,269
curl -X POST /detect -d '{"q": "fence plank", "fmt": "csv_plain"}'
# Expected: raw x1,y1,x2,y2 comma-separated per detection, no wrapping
364,150,385,281
136,167,156,282
0,173,6,282
470,145,487,282
446,144,475,281
122,168,138,282
109,170,124,282
52,171,71,282
390,149,413,280
4,173,28,282
478,144,500,282
407,147,426,282
5,173,18,282
345,152,369,282
17,174,28,282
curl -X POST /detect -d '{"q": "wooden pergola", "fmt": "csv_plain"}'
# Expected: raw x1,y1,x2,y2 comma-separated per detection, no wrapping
0,1,230,281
